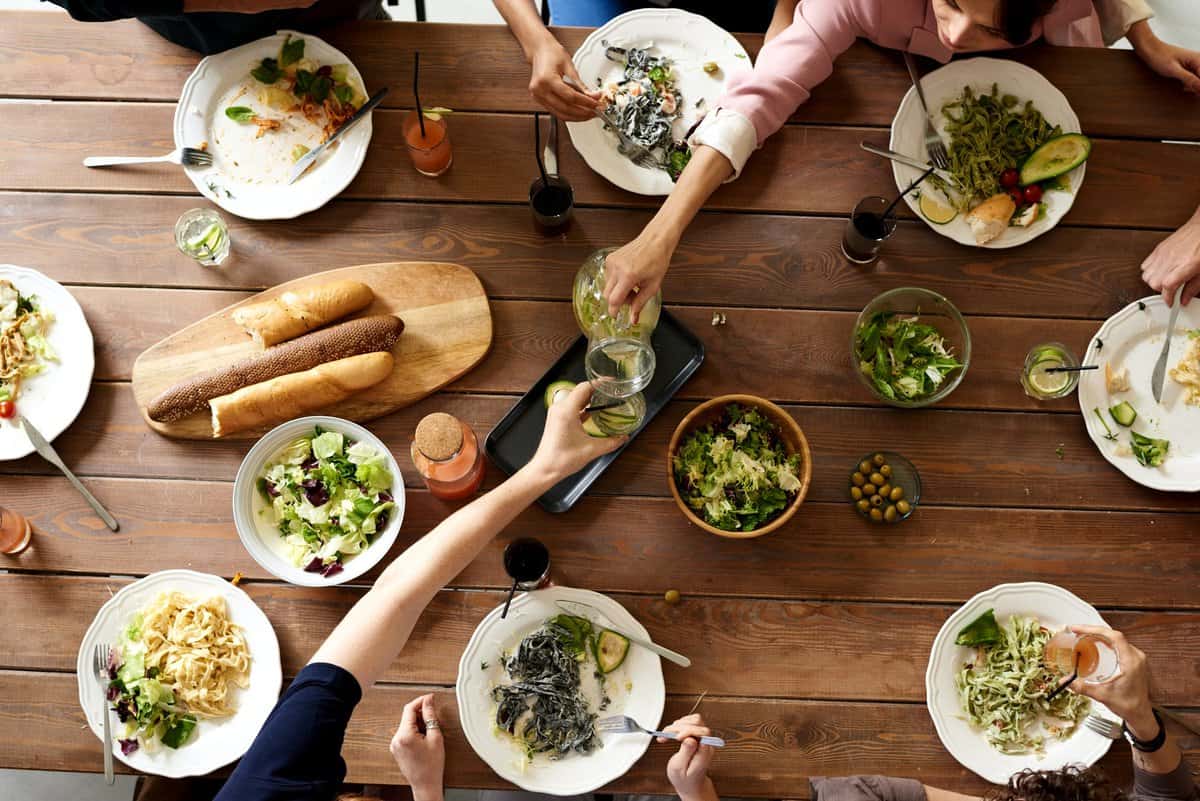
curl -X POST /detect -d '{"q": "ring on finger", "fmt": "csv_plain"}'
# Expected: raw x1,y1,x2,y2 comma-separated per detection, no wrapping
425,720,440,730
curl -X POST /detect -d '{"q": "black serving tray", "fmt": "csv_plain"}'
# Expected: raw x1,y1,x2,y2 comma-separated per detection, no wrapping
485,309,704,513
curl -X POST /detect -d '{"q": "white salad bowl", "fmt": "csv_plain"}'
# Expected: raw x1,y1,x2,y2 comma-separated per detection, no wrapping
232,416,405,587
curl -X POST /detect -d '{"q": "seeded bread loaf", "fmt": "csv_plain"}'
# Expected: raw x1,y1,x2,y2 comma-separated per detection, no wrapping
147,315,403,423
232,279,374,347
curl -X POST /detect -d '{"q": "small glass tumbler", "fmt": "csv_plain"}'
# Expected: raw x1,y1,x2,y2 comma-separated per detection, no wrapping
529,174,574,233
1044,629,1121,684
403,111,453,177
842,196,898,264
1022,342,1079,400
175,208,230,266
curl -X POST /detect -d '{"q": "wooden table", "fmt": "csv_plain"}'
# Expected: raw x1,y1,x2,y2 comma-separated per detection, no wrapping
0,12,1197,796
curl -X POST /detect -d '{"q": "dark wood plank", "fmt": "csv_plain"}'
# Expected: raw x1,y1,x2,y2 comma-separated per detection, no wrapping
1,14,1195,140
65,286,1119,412
7,384,1199,515
8,670,1195,795
0,192,1164,319
4,476,1198,608
2,104,1196,229
4,574,1199,705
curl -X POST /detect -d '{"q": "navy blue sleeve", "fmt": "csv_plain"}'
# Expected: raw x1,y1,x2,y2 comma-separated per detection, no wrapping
41,1,184,22
214,662,363,801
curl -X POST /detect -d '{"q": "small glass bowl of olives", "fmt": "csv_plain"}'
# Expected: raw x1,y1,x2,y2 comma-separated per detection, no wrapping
849,451,921,524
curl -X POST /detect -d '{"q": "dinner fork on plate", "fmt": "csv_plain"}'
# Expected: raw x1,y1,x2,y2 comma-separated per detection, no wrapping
902,52,950,170
562,75,659,170
597,715,726,747
1084,713,1123,740
93,642,115,785
83,147,213,169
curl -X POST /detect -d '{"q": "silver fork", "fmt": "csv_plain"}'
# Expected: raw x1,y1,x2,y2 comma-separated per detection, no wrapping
1084,713,1123,740
83,147,212,169
562,75,660,170
596,715,726,747
93,643,116,784
902,52,950,170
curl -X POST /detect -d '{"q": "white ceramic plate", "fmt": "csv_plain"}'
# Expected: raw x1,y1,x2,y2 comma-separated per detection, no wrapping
567,8,749,196
889,58,1084,248
232,416,406,586
174,30,372,220
926,582,1114,785
0,265,94,460
76,570,282,778
457,586,666,795
1078,296,1200,492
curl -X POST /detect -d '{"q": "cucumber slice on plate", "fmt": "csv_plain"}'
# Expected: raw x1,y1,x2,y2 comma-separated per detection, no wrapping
596,629,630,673
1109,401,1138,427
1019,133,1091,186
543,380,576,409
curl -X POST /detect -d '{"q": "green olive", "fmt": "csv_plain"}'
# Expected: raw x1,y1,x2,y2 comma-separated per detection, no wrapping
859,460,873,475
896,499,912,515
850,486,863,501
869,472,885,486
664,589,681,605
884,505,898,523
869,507,884,522
889,486,905,502
851,472,866,487
879,464,892,478
870,494,884,508
862,483,877,496
872,453,886,467
876,483,892,499
855,499,871,513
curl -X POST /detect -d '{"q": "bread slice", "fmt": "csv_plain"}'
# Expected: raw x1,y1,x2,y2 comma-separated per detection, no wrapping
965,194,1016,245
232,279,374,347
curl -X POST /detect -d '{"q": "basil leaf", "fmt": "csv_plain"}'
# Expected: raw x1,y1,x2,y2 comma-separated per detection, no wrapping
294,69,314,96
251,57,281,84
224,106,256,123
308,75,332,103
279,36,305,68
333,84,353,105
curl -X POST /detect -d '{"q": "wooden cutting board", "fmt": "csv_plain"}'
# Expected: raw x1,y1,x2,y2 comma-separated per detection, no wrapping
132,261,492,439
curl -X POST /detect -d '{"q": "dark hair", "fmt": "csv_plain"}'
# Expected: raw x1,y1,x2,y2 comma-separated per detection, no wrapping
997,0,1061,44
989,766,1128,801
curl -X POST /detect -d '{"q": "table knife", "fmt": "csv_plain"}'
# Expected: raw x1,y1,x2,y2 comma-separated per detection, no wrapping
19,415,119,531
288,87,389,184
555,599,691,667
1151,285,1184,403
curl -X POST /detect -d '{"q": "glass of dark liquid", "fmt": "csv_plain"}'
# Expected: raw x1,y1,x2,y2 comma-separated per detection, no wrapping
503,537,550,591
841,196,897,264
529,174,574,234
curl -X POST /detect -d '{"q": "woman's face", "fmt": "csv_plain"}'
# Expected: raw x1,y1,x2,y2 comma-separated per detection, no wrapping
931,0,1016,52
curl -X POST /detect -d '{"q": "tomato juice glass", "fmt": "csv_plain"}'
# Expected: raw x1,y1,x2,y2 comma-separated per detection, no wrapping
1044,629,1120,683
403,111,452,177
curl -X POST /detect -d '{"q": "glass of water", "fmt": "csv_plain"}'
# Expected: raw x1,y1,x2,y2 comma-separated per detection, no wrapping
175,208,230,266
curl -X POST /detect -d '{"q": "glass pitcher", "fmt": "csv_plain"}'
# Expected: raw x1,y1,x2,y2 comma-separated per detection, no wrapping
587,390,646,437
572,247,661,397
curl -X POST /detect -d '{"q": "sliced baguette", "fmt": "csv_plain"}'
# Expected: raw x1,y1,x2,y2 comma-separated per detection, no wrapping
965,193,1016,245
232,279,374,347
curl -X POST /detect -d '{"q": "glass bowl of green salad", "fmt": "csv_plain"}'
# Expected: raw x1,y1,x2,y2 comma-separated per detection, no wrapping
233,416,404,586
668,395,811,539
852,287,971,408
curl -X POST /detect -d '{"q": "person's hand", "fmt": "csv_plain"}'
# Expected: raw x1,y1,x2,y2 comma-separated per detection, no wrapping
389,694,445,801
1137,39,1200,95
1141,212,1200,306
603,234,674,321
660,714,719,801
527,382,626,481
528,37,601,121
1066,626,1157,738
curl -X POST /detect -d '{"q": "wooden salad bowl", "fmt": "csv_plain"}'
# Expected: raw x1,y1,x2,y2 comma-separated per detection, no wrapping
666,394,812,539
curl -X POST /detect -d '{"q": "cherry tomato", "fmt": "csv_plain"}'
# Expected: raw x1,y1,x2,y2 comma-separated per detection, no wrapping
1023,184,1044,204
1000,168,1020,189
0,400,14,419
1008,188,1025,208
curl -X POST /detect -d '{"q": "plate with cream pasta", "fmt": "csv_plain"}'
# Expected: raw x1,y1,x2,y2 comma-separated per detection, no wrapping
76,570,282,777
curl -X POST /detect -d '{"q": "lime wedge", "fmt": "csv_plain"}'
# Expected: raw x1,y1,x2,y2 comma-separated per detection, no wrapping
919,190,957,225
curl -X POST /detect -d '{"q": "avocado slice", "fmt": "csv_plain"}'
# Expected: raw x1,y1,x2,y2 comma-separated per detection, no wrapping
1019,133,1091,186
596,629,631,673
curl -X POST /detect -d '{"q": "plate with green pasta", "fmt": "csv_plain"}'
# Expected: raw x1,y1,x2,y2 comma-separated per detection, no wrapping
925,582,1115,784
889,58,1086,248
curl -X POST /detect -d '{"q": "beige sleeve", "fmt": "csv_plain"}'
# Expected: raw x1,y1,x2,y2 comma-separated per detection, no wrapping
1093,0,1154,46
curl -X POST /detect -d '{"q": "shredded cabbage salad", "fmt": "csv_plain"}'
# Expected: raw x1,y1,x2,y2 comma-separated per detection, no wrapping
956,615,1089,755
0,279,57,406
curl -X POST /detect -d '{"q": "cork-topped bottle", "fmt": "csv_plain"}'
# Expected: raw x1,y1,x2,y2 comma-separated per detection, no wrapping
411,412,485,500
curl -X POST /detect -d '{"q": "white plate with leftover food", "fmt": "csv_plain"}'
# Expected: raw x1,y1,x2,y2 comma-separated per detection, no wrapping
1078,296,1200,492
890,58,1085,248
76,569,282,778
568,8,750,196
456,585,666,795
232,415,405,586
0,264,94,460
174,30,373,220
926,582,1113,785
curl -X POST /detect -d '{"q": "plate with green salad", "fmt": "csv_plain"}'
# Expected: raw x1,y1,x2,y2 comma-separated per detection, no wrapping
889,58,1086,248
233,416,404,586
925,582,1114,785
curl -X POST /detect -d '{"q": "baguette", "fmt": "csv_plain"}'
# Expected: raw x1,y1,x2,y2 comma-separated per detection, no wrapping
232,279,374,347
147,315,404,423
210,352,394,437
965,193,1016,245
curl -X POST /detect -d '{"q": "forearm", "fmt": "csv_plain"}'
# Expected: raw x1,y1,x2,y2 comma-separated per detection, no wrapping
765,0,799,44
310,462,557,688
641,145,731,248
1125,707,1184,775
494,0,558,62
